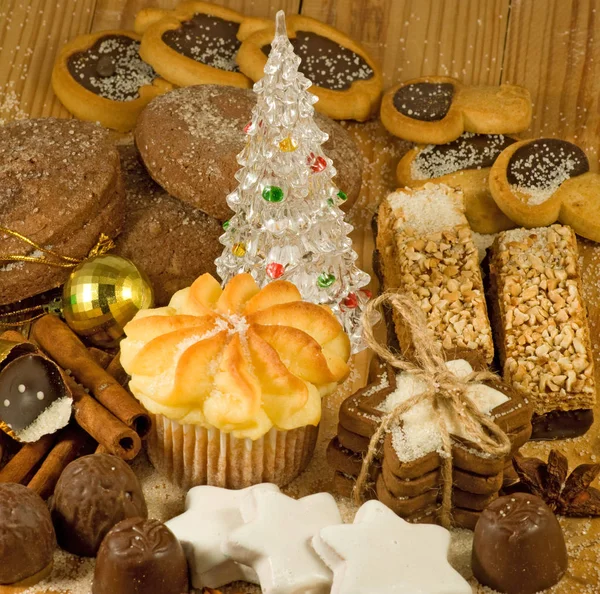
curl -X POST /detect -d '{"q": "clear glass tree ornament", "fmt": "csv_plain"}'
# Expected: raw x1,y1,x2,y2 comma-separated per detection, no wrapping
215,10,371,352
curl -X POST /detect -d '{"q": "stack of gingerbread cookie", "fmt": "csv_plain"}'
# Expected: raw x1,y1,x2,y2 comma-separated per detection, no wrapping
328,356,533,529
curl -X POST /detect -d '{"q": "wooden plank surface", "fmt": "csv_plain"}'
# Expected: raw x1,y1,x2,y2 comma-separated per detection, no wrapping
301,0,511,86
502,0,600,170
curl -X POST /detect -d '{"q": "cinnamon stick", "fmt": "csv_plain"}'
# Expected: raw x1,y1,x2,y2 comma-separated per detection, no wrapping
0,433,56,485
32,315,151,437
27,424,95,500
67,376,141,460
106,352,129,386
88,347,113,369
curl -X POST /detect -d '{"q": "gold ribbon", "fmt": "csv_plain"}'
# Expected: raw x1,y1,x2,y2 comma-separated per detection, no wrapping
0,227,115,269
0,228,115,327
354,292,511,529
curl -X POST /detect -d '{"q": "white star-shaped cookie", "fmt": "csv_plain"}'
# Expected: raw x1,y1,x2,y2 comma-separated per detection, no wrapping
224,490,342,594
165,483,279,588
312,500,472,594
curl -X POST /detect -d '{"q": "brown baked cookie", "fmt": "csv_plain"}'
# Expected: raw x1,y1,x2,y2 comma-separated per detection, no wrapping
381,76,531,144
52,30,173,133
396,133,517,234
135,85,362,221
134,1,267,88
0,118,124,306
236,14,382,121
114,145,222,306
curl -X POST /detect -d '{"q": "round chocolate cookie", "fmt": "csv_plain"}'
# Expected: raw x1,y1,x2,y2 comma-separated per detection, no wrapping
472,493,568,594
51,453,147,557
0,483,56,585
135,85,363,221
114,145,222,306
93,517,188,594
0,118,124,306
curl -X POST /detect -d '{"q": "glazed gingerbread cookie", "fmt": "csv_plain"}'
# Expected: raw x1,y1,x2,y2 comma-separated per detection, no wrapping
134,1,266,88
489,137,600,241
381,76,531,144
236,15,383,121
52,30,172,132
396,133,517,233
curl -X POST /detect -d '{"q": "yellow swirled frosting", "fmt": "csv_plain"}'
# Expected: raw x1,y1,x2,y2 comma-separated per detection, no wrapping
120,273,351,439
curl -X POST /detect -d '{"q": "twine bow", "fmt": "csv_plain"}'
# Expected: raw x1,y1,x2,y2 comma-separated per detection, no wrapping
353,292,511,528
0,227,115,327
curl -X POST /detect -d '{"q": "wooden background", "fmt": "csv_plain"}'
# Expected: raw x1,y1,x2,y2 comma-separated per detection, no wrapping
0,0,599,167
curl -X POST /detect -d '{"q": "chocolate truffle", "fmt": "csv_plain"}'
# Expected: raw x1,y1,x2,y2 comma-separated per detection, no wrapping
472,493,568,594
51,453,147,557
0,483,56,585
93,517,189,594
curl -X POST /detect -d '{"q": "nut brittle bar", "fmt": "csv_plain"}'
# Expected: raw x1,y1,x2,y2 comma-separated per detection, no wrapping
488,224,596,438
376,183,494,363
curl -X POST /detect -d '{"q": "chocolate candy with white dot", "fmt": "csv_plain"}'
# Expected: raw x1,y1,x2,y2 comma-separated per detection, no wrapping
0,341,72,442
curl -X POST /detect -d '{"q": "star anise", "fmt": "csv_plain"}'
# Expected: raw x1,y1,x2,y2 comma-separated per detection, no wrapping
513,449,600,516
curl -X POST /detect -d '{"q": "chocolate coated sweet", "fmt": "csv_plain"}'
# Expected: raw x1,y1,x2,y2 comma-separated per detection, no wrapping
93,518,189,594
507,138,589,189
472,493,567,594
0,483,56,585
0,353,69,436
51,453,147,557
163,13,241,72
531,408,594,440
262,31,373,90
413,133,516,179
393,82,455,121
68,35,156,101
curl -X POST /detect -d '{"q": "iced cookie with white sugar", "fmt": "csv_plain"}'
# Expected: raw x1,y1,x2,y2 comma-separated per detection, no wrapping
488,225,597,439
375,183,494,364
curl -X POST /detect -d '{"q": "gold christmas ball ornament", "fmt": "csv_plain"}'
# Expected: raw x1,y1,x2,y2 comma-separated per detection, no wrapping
62,255,154,348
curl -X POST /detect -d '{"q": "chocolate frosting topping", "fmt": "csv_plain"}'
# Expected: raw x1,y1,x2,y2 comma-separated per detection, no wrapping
0,483,56,585
472,493,568,594
162,13,241,72
412,133,516,179
393,82,455,121
0,353,68,434
51,454,148,557
68,35,156,101
262,31,374,90
93,518,189,594
507,138,589,190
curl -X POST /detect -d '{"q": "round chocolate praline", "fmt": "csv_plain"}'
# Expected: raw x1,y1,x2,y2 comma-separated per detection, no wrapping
93,517,189,594
472,493,568,594
0,483,56,585
51,453,147,557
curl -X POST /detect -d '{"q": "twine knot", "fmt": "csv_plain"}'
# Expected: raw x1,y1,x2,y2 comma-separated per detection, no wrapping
354,292,511,528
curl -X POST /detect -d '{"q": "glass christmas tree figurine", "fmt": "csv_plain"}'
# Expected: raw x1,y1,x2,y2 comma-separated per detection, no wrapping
215,10,370,352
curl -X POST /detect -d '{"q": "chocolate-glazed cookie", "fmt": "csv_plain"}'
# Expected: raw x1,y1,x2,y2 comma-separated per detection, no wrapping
135,85,363,221
396,133,517,234
93,518,189,594
135,2,256,89
51,453,147,557
472,493,568,594
236,14,382,121
381,76,532,144
0,483,56,586
53,31,172,132
261,31,374,91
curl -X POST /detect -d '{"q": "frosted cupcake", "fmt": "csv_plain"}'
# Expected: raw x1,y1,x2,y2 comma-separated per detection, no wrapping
120,273,351,488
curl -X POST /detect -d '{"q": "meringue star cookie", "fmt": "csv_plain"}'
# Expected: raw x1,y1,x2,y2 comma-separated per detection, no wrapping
166,483,280,589
120,272,351,488
312,500,471,594
225,490,342,594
